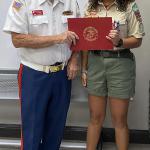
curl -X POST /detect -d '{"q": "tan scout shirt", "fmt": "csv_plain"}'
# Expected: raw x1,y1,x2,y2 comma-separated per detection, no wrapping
84,1,145,49
3,0,80,65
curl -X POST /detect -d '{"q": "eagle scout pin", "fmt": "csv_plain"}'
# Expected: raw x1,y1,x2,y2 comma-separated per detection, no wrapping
13,0,23,11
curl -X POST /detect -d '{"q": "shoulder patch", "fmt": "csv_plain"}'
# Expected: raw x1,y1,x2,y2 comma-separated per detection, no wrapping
13,0,23,11
132,3,142,23
139,23,144,33
132,3,139,12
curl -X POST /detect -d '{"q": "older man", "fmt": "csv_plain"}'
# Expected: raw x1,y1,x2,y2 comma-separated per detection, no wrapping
3,0,80,149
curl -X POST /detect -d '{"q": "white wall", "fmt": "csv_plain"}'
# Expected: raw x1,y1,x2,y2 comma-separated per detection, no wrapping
0,0,150,130
130,0,150,129
0,0,20,69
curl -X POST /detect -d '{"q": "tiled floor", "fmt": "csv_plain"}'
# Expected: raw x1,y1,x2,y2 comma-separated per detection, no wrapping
0,143,150,150
0,139,150,150
103,143,150,150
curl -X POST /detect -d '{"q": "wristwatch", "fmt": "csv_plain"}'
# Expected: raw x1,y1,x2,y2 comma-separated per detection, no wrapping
116,38,123,47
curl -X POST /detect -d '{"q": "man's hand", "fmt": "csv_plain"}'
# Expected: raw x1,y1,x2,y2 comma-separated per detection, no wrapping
59,31,79,45
67,53,79,80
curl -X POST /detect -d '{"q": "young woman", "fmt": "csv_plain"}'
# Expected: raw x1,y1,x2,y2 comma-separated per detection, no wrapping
81,0,145,150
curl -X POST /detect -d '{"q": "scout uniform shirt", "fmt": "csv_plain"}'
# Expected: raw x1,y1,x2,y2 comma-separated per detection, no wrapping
84,0,145,49
3,0,80,65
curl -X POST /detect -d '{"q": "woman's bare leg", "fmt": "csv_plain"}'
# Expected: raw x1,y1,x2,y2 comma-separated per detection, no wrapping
109,98,129,150
87,95,107,150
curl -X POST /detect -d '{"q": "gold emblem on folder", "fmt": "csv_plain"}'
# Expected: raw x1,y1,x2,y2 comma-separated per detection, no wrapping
83,26,98,42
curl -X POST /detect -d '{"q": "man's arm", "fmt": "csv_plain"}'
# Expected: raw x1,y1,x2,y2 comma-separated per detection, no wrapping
11,31,79,49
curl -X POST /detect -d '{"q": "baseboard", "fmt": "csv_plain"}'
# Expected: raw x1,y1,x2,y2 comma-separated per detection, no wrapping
0,124,149,144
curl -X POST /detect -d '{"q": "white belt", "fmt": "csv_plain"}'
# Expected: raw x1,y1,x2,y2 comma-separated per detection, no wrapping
21,60,66,73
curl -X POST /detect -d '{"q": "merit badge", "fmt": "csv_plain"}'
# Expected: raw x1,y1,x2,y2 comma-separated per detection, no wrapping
132,3,142,23
13,0,23,11
32,10,43,16
139,23,144,33
83,26,98,42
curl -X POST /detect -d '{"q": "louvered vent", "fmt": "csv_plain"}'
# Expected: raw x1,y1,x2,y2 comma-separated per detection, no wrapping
0,72,18,99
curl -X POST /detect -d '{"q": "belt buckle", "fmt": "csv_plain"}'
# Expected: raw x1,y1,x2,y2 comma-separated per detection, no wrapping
43,62,65,73
52,66,60,72
49,64,63,73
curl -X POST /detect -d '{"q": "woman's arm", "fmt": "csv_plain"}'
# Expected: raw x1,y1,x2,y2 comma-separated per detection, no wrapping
106,30,143,49
122,37,142,49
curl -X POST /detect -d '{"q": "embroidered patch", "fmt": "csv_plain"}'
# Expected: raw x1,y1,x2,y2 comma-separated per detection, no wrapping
32,10,43,16
139,23,144,33
132,3,142,23
132,3,139,12
13,0,23,11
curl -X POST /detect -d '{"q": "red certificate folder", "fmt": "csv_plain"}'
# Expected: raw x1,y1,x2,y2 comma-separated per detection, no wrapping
68,17,113,51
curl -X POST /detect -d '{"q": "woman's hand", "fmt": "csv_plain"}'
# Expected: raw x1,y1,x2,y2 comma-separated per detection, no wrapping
81,51,88,87
106,30,120,46
81,71,87,87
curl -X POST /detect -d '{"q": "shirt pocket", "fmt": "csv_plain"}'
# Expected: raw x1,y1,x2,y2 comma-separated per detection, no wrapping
30,15,48,25
29,15,49,34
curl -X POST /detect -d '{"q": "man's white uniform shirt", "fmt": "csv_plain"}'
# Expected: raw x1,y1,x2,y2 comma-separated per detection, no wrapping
3,0,80,65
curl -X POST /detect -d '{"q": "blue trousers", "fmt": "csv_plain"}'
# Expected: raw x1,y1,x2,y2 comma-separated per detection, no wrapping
18,64,71,150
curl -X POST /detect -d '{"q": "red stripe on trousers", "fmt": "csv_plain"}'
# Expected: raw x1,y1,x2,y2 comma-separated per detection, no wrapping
18,64,24,150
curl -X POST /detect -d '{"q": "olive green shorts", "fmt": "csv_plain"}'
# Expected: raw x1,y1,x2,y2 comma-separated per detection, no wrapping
87,52,136,99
